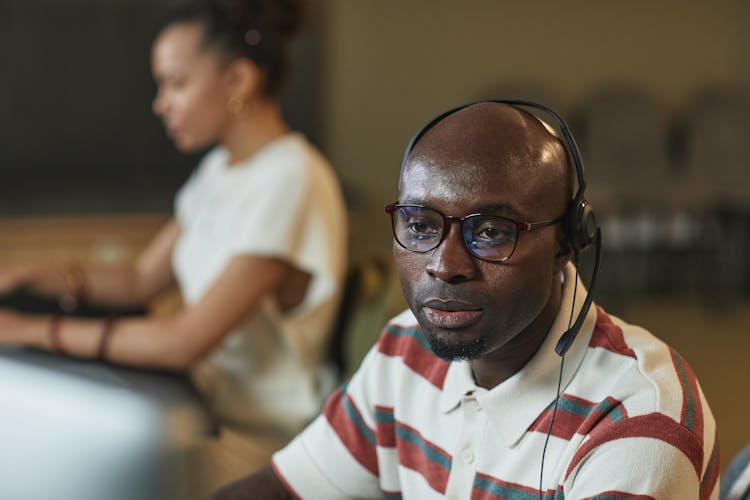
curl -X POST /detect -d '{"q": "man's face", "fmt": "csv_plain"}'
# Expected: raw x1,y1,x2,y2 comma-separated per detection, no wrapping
393,107,568,362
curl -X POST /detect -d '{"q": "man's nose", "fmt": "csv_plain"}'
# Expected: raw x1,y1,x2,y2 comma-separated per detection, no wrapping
425,222,478,283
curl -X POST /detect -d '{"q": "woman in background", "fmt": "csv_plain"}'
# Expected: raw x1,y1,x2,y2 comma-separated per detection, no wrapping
0,0,347,485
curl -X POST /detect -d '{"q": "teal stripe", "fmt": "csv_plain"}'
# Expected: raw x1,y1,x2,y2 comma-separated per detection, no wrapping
382,493,402,499
607,404,625,423
383,324,433,352
473,476,561,499
375,408,394,424
594,399,624,423
395,425,451,471
546,396,624,423
339,381,376,445
554,397,594,418
671,348,696,431
700,436,720,492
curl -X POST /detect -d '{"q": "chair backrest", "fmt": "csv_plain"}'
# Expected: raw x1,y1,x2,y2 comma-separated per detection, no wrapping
683,86,750,206
328,257,407,379
722,444,750,500
581,84,671,188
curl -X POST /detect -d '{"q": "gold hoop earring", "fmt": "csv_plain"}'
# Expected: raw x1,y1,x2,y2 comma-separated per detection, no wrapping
227,96,245,115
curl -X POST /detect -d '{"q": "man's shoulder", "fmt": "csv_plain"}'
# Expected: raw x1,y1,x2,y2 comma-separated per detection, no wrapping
577,306,713,437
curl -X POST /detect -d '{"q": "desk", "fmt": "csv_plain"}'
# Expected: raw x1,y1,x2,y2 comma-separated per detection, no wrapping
0,347,215,500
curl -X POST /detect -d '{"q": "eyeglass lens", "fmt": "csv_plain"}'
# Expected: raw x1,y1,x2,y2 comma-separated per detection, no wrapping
391,206,518,261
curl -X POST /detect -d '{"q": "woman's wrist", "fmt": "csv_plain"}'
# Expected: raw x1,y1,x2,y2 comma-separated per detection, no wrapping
19,314,52,349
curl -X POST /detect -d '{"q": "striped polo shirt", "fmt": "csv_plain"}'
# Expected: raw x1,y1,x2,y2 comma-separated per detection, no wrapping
273,265,719,499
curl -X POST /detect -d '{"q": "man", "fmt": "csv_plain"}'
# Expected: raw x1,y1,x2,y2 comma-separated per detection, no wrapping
212,102,719,499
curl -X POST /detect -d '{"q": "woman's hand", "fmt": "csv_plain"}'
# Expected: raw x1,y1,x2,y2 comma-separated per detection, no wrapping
0,265,34,296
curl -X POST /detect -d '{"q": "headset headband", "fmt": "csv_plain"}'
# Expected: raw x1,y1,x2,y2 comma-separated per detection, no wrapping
401,99,587,210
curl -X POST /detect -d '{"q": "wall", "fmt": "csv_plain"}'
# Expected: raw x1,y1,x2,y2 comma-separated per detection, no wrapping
321,0,750,260
0,0,323,214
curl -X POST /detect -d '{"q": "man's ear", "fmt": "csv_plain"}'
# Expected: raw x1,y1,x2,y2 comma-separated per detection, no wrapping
553,226,573,273
225,57,263,101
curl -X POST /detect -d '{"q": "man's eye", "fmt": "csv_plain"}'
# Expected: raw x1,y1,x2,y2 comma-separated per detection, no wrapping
474,221,513,243
406,219,440,239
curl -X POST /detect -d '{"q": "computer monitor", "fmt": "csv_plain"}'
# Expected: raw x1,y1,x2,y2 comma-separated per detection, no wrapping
0,348,210,500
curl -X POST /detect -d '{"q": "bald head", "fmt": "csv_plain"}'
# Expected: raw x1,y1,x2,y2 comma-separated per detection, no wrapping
400,102,572,218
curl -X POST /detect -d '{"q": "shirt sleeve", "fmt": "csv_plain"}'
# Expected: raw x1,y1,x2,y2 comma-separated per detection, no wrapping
226,155,312,261
272,347,384,499
563,413,720,499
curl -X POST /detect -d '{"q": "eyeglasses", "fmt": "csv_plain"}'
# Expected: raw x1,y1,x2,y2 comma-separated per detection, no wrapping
385,203,563,262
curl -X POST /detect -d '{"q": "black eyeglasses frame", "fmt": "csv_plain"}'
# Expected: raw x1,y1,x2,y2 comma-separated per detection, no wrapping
385,203,564,263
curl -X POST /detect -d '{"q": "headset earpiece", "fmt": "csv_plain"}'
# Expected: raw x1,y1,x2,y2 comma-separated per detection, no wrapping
564,198,597,255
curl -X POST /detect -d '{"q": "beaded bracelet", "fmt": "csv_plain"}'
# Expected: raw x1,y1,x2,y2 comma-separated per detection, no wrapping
97,316,117,361
49,314,64,354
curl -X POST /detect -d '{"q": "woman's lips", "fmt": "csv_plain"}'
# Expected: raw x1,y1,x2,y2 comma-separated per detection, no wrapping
166,125,181,138
422,303,482,329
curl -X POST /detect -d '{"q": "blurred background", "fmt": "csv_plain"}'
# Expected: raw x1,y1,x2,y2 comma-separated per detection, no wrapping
1,0,748,472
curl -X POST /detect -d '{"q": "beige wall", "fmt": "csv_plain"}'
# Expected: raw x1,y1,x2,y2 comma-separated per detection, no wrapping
320,0,750,260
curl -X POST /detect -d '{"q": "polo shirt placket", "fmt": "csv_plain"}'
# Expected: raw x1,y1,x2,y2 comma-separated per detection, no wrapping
444,391,488,499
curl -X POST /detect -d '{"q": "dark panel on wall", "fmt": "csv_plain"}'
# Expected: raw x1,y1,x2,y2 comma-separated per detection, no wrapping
0,0,323,215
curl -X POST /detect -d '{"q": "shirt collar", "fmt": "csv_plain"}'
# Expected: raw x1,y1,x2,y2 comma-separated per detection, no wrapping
437,262,597,448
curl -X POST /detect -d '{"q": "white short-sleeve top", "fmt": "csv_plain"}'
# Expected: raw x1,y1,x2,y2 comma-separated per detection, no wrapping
173,133,347,436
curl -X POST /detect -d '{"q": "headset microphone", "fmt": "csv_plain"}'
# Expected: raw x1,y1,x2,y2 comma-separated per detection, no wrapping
554,227,601,356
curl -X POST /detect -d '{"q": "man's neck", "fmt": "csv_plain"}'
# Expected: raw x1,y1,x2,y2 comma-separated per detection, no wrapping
469,279,563,389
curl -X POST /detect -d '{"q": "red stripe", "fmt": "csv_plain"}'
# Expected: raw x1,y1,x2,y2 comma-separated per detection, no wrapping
670,348,704,438
529,405,587,440
528,394,627,441
323,388,378,475
582,491,655,499
471,471,555,499
378,328,449,389
699,430,720,500
270,460,302,500
565,413,704,480
375,405,396,447
589,307,636,358
396,420,451,494
576,396,629,437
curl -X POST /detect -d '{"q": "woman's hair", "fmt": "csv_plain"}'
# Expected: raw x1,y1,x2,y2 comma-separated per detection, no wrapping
161,0,308,97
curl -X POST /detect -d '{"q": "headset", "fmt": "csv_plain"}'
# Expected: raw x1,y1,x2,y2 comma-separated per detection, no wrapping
400,98,602,358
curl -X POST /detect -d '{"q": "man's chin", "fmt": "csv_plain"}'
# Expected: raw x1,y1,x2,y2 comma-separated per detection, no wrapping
424,330,486,361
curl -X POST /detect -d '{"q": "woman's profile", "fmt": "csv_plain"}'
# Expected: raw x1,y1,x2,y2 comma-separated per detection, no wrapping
0,0,347,487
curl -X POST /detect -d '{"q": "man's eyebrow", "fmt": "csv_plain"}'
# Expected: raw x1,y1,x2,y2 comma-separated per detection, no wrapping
398,199,519,215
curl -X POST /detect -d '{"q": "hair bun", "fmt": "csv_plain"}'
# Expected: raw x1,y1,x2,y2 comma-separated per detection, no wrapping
272,0,308,39
233,0,307,41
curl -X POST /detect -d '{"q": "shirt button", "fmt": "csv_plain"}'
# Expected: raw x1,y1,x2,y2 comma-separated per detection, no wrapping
461,449,475,464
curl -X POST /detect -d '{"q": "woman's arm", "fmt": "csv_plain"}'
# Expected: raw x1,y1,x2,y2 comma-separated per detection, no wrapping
0,218,180,309
0,253,296,370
